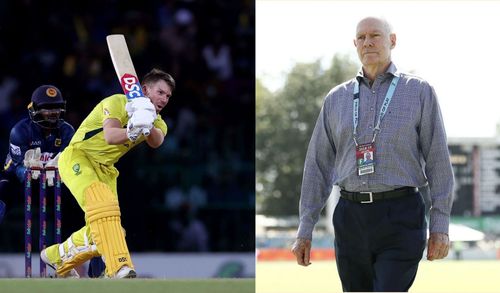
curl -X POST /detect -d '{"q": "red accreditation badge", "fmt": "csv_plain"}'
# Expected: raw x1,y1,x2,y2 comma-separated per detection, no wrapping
356,143,375,176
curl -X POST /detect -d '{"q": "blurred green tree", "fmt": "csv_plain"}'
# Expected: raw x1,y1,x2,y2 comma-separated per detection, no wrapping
256,54,358,216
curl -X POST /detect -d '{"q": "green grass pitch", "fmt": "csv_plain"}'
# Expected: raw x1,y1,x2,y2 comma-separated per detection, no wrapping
256,260,500,293
0,278,255,293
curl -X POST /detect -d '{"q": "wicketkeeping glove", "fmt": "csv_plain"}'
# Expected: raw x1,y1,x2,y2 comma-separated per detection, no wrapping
23,147,43,180
45,152,60,187
125,97,156,118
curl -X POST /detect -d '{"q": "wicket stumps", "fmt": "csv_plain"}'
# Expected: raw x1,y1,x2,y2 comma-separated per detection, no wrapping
24,168,62,278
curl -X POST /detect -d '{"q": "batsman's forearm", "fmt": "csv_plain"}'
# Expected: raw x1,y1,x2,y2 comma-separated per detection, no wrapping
145,127,164,148
103,127,129,145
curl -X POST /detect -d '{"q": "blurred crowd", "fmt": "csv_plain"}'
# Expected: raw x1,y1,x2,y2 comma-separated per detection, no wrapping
0,0,255,252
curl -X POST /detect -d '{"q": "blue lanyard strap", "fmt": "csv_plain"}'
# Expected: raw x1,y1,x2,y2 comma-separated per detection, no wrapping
353,75,400,145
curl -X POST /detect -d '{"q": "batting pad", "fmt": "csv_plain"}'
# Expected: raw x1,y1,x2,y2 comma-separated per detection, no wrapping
85,181,133,276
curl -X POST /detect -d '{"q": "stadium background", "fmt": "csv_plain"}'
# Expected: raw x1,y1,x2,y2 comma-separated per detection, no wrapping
0,0,255,259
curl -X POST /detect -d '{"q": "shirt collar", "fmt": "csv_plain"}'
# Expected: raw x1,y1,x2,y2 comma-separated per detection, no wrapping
356,62,399,83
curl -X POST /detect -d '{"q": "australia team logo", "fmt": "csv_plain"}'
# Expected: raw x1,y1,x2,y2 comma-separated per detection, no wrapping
72,163,82,176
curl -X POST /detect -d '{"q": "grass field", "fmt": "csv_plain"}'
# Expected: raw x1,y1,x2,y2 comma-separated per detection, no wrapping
0,278,255,293
256,260,500,293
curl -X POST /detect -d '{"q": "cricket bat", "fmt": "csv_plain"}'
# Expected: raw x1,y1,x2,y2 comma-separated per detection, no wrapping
106,34,150,135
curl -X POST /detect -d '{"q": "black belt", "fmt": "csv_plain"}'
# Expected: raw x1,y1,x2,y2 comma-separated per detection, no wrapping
340,187,418,203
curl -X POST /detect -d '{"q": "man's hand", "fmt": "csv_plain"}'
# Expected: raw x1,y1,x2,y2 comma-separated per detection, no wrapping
291,238,312,266
23,147,43,179
426,232,450,261
45,153,60,187
125,97,156,118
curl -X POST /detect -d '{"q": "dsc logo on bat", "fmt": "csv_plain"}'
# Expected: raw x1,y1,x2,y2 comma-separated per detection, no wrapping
120,73,144,99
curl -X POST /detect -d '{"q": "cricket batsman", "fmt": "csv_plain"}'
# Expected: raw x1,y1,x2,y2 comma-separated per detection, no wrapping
41,68,175,278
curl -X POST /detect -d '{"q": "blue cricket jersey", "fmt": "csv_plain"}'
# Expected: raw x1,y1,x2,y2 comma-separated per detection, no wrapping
3,118,75,182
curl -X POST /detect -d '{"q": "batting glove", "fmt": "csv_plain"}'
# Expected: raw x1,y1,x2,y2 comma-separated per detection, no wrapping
126,121,144,142
128,110,154,136
125,97,156,118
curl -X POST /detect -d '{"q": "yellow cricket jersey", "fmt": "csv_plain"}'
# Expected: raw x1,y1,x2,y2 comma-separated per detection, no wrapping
69,94,167,165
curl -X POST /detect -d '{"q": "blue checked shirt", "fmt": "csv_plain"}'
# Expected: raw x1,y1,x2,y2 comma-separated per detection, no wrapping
297,63,454,240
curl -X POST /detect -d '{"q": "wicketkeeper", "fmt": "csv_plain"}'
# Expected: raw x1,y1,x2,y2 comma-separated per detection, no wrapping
0,85,73,224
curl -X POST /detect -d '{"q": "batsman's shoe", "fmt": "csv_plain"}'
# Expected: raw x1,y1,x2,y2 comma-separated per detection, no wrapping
106,266,137,279
40,248,80,278
42,234,100,277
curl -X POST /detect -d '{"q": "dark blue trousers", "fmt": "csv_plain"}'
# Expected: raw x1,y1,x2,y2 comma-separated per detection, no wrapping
88,256,106,278
333,191,427,292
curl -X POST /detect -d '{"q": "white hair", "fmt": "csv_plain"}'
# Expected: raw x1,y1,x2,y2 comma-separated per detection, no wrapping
356,16,394,35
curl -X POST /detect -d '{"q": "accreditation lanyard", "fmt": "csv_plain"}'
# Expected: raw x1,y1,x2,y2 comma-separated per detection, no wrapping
352,75,400,146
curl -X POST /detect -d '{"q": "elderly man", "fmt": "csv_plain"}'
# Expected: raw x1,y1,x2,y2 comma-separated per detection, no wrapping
292,17,454,292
